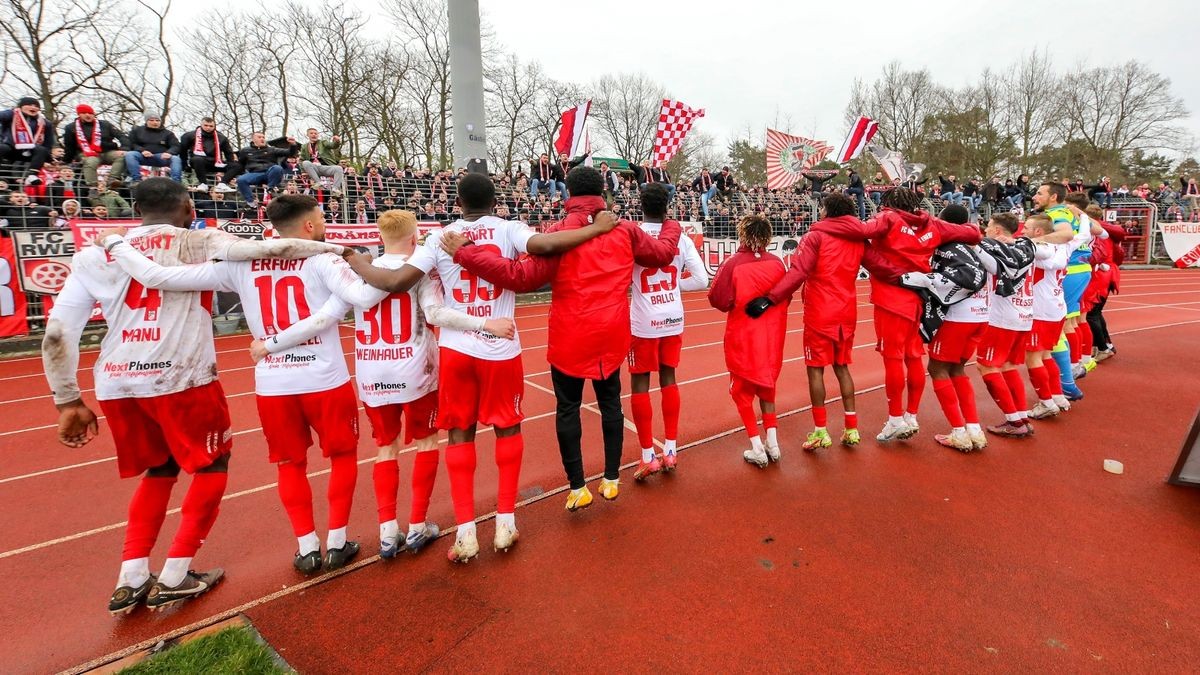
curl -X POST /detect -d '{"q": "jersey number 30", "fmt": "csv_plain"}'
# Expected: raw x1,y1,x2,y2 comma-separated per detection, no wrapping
358,293,413,345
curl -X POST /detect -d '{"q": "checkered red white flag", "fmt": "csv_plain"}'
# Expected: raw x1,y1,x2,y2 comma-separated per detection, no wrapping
651,99,705,168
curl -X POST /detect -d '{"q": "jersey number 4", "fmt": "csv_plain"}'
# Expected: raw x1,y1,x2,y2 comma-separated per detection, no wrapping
357,293,413,345
254,276,310,335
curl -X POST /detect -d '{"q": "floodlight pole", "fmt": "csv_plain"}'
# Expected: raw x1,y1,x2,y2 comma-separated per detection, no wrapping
447,0,488,173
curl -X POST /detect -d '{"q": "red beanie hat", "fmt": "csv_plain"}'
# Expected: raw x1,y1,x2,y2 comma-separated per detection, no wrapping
76,104,95,115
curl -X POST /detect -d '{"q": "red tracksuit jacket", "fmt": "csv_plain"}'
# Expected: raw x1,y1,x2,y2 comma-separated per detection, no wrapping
765,215,908,340
707,247,788,387
838,208,983,321
454,195,681,380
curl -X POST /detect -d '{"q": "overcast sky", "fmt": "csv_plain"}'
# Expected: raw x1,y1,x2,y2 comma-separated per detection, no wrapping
174,0,1200,158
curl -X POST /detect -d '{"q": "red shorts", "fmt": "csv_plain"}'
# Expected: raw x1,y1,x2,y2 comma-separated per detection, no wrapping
729,375,776,404
363,390,439,447
627,334,683,374
977,326,1029,368
1026,318,1066,352
929,320,986,364
436,348,524,430
804,329,854,367
874,308,925,359
255,380,360,464
100,380,232,479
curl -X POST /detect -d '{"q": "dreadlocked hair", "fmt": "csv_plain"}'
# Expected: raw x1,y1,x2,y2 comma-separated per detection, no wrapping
737,214,773,252
881,187,922,213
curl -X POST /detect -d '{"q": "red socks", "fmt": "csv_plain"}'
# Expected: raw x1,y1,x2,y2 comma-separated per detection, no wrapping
762,412,778,430
327,452,357,531
373,459,400,524
445,442,477,524
731,378,760,438
951,375,979,424
932,378,964,427
844,411,858,429
660,384,680,441
630,392,654,449
122,475,177,560
982,372,1017,415
1042,358,1063,396
167,470,228,558
1079,322,1093,356
1027,365,1053,401
1066,330,1081,362
409,449,439,524
883,357,905,417
1002,368,1028,414
812,406,827,428
494,434,524,514
904,356,925,415
276,460,316,537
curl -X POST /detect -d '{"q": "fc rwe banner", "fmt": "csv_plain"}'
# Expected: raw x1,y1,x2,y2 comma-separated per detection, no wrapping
0,237,30,337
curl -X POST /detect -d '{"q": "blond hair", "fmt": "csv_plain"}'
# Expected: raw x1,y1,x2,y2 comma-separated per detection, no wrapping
1024,213,1052,236
377,209,417,244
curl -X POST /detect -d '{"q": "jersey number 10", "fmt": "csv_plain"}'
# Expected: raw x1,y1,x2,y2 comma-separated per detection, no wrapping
254,276,310,335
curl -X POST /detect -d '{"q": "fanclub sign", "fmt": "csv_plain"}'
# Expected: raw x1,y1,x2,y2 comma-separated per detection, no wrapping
69,219,141,249
1160,220,1200,268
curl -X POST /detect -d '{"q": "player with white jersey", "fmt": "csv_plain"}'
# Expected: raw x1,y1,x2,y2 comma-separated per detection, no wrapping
104,194,391,576
246,209,515,559
974,213,1037,439
342,174,617,563
42,179,341,614
914,205,990,452
627,185,708,480
1022,213,1073,420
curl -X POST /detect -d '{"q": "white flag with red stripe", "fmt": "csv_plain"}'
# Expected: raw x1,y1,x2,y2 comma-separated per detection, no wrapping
834,115,879,164
554,100,591,158
651,99,705,168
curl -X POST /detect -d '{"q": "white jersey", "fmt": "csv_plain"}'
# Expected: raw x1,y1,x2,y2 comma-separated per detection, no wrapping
1031,242,1070,321
51,224,250,402
943,285,989,323
630,222,708,338
406,216,534,360
979,249,1034,331
352,255,445,407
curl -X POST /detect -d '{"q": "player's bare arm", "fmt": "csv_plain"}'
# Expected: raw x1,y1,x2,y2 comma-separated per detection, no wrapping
343,248,425,293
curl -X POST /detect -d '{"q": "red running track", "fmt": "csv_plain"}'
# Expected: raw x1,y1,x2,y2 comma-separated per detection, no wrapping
2,270,1200,672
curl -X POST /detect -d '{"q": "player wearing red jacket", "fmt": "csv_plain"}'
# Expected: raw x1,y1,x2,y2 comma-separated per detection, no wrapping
446,167,681,511
745,193,907,450
708,215,788,467
829,188,984,442
1082,204,1125,362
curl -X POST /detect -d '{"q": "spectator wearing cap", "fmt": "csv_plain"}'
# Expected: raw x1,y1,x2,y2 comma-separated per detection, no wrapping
693,167,718,218
125,113,182,183
62,104,126,192
0,97,56,186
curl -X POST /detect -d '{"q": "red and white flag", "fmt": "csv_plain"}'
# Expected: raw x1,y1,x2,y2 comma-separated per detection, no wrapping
651,99,704,168
554,100,591,158
765,128,832,190
833,115,878,164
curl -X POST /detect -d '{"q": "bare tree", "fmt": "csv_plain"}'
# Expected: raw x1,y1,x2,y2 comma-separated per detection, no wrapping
1002,49,1058,176
388,0,452,170
591,73,667,164
1061,60,1189,155
485,55,551,172
845,62,938,156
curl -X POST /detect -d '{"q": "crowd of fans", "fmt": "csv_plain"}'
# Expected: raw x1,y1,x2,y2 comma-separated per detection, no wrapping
2,96,1197,238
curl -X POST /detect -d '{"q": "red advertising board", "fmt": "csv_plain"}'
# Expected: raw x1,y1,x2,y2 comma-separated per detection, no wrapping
0,237,30,337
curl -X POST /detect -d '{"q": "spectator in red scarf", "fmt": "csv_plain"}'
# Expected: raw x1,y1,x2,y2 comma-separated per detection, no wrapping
179,117,237,190
0,97,56,186
62,104,126,193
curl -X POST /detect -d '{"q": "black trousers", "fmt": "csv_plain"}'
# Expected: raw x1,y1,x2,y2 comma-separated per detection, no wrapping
0,143,51,172
190,156,242,185
1086,296,1111,350
551,366,625,489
